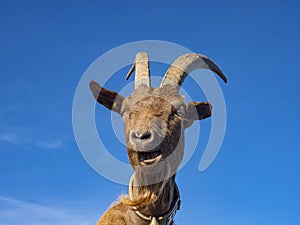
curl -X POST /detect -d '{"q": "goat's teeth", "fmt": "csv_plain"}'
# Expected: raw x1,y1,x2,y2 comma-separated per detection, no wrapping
144,158,156,163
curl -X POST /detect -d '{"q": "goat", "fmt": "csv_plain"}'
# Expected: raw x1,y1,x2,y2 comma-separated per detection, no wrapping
89,52,227,225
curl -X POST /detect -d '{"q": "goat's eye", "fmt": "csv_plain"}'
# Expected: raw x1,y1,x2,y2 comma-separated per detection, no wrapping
128,111,136,120
174,105,186,118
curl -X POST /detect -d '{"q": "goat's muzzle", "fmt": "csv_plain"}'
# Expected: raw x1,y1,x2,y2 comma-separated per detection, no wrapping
129,128,164,149
129,128,165,165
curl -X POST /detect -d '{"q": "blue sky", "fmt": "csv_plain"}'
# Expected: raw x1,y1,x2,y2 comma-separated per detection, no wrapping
1,0,299,224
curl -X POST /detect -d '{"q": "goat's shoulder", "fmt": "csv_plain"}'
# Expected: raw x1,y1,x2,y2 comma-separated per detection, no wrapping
97,202,132,225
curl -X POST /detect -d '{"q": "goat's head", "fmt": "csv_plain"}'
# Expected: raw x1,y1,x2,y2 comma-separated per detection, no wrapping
90,52,227,185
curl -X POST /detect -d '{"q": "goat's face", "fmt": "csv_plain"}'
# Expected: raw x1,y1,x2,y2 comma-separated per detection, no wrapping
90,52,226,183
121,86,185,169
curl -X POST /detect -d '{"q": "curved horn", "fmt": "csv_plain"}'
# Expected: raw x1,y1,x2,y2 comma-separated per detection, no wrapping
160,53,227,89
126,52,150,89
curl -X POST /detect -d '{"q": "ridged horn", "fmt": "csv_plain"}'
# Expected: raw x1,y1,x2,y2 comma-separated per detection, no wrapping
126,52,150,89
160,53,227,89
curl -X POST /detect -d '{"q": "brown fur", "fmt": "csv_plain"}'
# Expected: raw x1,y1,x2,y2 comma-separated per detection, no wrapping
88,52,227,225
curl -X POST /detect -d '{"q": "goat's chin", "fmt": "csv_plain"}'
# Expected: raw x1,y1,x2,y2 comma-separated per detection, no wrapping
127,145,183,185
133,157,180,186
134,165,169,186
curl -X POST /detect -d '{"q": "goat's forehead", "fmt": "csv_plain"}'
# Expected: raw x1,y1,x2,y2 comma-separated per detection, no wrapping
122,86,185,111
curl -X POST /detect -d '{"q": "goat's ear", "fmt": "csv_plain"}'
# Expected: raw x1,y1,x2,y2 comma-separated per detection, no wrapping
184,102,212,128
89,81,124,114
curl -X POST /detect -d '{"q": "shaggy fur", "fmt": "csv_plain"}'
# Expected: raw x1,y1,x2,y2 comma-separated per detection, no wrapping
90,85,197,225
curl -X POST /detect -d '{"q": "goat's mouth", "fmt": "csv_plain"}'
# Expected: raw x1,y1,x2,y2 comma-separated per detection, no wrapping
138,150,162,165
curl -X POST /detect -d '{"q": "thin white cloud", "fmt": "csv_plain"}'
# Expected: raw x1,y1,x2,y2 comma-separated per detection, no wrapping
0,133,18,145
36,139,63,149
0,131,64,150
0,196,99,225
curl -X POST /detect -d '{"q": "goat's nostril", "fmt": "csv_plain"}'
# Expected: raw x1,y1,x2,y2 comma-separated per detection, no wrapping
140,131,151,140
132,131,152,141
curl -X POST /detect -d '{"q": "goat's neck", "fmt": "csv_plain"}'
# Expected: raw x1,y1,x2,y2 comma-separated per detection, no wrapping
130,173,176,217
